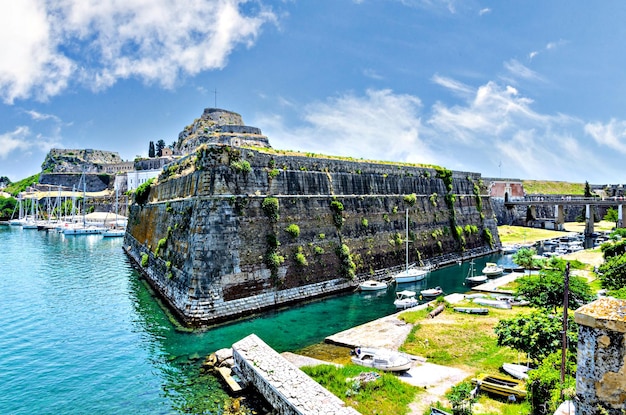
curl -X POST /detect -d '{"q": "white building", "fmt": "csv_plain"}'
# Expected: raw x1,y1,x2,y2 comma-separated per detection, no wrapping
127,170,161,191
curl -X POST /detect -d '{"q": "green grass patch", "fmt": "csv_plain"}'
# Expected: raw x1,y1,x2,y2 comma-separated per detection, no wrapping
301,364,422,415
522,180,585,195
399,305,531,373
498,225,569,245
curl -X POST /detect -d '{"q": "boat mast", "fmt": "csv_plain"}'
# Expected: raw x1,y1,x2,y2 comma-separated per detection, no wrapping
405,208,409,272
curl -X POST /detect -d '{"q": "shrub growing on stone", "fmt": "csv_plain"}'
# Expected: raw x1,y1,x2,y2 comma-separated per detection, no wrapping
403,193,417,206
262,197,279,222
141,253,149,267
285,224,300,239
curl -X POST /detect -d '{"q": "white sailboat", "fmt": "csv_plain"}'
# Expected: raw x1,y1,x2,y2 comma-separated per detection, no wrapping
465,260,488,286
63,173,104,235
8,194,26,226
102,187,125,238
394,208,428,283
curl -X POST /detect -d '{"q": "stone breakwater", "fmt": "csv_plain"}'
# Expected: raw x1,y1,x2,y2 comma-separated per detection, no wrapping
124,145,500,326
232,334,360,415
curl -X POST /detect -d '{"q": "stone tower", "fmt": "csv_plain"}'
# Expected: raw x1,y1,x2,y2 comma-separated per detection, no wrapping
176,108,271,154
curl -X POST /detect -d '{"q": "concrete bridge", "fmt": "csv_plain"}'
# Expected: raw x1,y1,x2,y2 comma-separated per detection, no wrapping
504,196,624,247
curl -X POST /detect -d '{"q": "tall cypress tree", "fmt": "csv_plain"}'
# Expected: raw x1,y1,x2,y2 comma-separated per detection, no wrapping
148,141,155,158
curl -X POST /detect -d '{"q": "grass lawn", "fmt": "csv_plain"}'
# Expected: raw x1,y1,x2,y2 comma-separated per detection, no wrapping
497,225,571,245
398,304,535,415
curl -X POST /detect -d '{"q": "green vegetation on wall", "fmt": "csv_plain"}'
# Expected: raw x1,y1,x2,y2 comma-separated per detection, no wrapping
330,199,344,229
262,197,279,222
4,173,40,196
134,178,155,206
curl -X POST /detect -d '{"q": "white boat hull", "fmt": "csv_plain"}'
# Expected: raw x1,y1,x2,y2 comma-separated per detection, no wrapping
502,363,530,380
394,268,428,283
420,287,443,298
472,298,512,309
351,347,413,372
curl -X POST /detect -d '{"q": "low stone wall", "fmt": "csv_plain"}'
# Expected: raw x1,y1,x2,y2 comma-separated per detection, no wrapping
232,334,360,415
575,297,626,414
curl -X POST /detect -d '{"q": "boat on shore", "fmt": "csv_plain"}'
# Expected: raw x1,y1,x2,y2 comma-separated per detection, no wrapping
472,298,512,309
430,407,452,415
420,286,443,298
351,346,413,373
358,280,388,291
394,290,419,309
471,373,527,399
453,307,489,315
502,363,531,380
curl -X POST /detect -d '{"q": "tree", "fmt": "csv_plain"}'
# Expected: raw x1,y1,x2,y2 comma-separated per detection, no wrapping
515,268,594,312
512,247,543,270
604,207,619,227
494,311,578,363
156,139,165,157
598,253,626,290
148,141,155,158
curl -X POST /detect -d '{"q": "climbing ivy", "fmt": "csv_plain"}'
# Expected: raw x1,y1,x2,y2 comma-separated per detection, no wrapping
336,244,356,280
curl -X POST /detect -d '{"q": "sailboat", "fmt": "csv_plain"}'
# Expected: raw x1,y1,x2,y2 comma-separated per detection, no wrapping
62,173,103,235
102,187,125,238
22,196,39,229
393,209,428,283
465,260,488,286
8,194,26,226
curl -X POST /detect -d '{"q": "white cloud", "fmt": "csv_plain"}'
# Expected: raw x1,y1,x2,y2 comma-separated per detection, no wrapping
479,8,491,16
0,0,277,103
0,127,33,159
503,59,544,82
261,89,437,164
585,119,626,154
257,77,620,182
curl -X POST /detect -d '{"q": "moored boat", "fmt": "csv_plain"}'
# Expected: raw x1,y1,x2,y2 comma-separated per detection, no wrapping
465,260,487,286
420,286,443,298
351,346,413,373
393,208,429,283
102,228,126,238
471,373,527,399
394,290,419,309
430,407,452,415
482,262,504,277
358,280,388,291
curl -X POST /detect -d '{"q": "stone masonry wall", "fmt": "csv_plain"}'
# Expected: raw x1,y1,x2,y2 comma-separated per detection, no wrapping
125,145,500,326
575,297,626,414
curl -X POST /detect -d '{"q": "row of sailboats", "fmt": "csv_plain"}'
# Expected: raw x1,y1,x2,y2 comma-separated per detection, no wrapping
8,176,126,237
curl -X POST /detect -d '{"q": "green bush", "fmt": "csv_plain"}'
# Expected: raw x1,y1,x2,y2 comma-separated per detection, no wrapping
336,244,356,280
295,251,308,267
268,168,280,179
141,253,149,267
135,178,154,206
330,200,344,229
285,224,300,238
231,159,251,173
403,193,417,206
483,228,494,248
361,218,368,227
314,246,325,255
262,197,279,222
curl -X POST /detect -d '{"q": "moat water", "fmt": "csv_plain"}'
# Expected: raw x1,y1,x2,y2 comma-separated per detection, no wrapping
0,226,507,414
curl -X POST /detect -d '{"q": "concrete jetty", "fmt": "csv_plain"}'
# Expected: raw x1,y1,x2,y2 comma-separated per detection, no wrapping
233,334,360,415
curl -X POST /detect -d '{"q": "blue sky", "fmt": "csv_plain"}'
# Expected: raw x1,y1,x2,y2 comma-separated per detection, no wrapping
2,1,626,184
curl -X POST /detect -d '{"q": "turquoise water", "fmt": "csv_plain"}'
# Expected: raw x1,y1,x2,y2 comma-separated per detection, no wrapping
0,226,505,414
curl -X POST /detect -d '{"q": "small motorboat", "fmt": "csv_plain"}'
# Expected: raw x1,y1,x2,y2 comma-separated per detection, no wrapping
453,307,489,315
482,262,504,277
471,373,527,399
358,280,388,291
420,286,443,298
472,298,512,309
394,290,419,309
502,363,531,380
351,346,413,373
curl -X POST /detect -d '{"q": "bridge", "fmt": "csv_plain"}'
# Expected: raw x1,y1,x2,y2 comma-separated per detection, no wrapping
504,196,624,247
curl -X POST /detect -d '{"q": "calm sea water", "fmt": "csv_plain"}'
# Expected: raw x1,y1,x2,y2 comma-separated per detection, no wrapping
0,226,505,414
